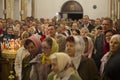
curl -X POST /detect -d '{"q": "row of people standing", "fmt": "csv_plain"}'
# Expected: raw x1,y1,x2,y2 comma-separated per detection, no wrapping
13,16,120,80
15,34,99,80
18,33,120,80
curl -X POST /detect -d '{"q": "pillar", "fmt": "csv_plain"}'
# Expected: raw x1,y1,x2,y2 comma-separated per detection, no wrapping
6,0,14,19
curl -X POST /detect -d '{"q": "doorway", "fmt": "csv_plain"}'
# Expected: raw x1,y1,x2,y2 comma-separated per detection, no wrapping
68,13,83,20
60,1,83,20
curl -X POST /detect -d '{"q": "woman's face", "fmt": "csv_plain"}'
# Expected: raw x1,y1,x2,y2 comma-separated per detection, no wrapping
72,30,78,36
66,42,75,57
81,29,88,36
42,41,51,56
51,58,59,73
105,32,113,43
7,28,13,34
110,37,120,53
26,42,37,54
14,30,19,36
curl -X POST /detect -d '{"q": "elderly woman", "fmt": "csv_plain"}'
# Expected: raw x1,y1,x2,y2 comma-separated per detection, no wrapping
48,52,82,80
29,37,59,80
101,34,120,80
65,36,99,80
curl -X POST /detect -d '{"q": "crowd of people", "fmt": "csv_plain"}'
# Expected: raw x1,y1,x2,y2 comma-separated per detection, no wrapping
0,15,120,80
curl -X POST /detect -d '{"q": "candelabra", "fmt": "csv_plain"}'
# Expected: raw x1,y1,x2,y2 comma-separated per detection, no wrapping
1,39,21,80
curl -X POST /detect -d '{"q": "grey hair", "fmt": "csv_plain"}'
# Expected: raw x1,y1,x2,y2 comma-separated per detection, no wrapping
110,34,120,45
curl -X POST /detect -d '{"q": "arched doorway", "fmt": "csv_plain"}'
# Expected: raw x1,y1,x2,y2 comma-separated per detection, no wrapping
59,0,83,20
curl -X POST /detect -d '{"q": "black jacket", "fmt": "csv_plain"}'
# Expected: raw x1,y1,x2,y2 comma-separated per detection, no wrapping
103,50,120,80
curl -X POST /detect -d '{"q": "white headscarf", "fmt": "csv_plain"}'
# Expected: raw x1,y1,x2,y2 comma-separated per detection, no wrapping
50,52,74,80
71,36,85,70
50,52,72,72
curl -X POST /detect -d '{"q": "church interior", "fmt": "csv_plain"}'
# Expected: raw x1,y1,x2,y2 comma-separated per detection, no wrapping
0,0,120,80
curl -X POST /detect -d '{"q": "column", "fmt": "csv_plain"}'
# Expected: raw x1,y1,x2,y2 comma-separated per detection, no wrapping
32,0,35,17
116,0,118,19
6,0,14,19
111,0,115,20
115,0,118,20
110,0,112,18
118,1,120,19
21,0,27,20
114,0,116,20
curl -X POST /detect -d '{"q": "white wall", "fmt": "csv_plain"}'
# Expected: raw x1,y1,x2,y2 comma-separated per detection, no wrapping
0,0,110,20
36,0,109,19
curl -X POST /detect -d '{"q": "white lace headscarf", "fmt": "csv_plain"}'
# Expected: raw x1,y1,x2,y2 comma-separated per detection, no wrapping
68,36,85,70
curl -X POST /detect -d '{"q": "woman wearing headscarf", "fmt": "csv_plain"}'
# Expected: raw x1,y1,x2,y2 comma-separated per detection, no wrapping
83,36,94,58
55,34,66,52
48,52,82,80
14,31,30,80
29,37,59,80
101,34,120,80
22,35,42,80
65,36,99,80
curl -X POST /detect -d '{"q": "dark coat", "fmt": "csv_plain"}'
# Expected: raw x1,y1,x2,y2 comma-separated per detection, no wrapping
93,34,104,70
22,55,32,80
78,56,100,80
101,51,120,80
81,24,95,32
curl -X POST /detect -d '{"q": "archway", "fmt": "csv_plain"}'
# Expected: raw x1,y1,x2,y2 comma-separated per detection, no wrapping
60,0,83,20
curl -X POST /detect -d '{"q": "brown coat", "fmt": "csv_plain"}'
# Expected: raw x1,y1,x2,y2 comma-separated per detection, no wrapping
78,56,100,80
29,54,51,80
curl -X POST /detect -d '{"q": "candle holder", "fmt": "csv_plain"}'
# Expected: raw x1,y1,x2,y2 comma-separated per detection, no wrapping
8,70,15,80
1,39,21,80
